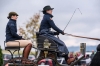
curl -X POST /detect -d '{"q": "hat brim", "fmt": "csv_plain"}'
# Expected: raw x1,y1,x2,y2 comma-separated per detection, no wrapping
51,8,54,10
42,8,54,12
16,14,18,16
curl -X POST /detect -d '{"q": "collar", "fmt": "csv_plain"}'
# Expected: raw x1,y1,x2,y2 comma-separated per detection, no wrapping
45,13,53,18
9,19,16,21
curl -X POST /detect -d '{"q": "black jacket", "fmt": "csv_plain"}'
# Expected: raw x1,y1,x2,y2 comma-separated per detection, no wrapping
5,19,22,42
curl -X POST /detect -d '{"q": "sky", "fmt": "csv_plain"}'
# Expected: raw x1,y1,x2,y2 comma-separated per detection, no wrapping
0,0,100,49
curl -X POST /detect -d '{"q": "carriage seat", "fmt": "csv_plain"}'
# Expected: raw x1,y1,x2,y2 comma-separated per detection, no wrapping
36,32,58,51
4,41,20,59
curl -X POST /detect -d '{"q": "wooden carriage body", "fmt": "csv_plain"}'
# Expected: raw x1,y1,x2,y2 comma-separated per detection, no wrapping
36,33,59,65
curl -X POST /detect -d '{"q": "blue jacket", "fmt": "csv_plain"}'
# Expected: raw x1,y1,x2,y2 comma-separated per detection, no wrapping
5,19,22,42
39,13,63,34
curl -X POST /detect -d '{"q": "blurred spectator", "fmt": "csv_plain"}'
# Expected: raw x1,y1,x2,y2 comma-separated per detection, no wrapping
90,44,100,66
90,50,95,60
69,52,74,58
5,63,8,66
75,52,81,65
85,54,91,65
76,52,81,57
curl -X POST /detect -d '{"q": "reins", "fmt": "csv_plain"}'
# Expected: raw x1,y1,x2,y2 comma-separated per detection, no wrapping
65,33,100,41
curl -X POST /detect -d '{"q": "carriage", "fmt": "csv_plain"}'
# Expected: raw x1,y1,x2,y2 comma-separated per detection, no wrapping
3,32,86,66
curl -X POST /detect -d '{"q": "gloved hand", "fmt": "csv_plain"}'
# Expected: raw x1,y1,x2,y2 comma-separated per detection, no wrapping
54,32,59,35
61,31,65,35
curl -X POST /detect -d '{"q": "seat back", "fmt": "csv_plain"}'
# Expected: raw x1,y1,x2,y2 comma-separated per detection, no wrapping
37,35,57,49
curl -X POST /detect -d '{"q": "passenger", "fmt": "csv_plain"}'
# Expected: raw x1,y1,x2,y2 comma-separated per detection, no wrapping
5,12,32,64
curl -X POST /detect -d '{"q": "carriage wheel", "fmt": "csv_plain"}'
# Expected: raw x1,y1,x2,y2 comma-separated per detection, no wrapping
37,57,61,66
3,57,37,66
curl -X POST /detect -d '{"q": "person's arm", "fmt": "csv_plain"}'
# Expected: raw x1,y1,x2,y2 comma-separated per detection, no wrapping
8,23,22,39
46,16,64,34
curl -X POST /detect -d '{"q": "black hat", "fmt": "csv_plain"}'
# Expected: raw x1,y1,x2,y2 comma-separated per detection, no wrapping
42,5,54,12
7,12,18,19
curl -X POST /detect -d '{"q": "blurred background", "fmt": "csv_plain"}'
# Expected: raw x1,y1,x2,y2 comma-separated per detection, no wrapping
1,0,100,65
0,0,100,52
